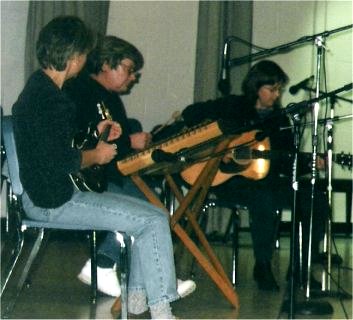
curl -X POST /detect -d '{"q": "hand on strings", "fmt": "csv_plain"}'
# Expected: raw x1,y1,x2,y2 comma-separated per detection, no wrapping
97,120,122,141
81,141,118,168
94,141,118,165
130,132,152,150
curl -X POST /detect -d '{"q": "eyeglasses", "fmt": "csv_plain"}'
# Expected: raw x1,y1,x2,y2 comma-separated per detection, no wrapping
262,85,283,93
119,62,137,76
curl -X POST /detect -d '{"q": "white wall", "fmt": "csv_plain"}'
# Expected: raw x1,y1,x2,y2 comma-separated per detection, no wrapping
1,1,29,114
107,1,199,132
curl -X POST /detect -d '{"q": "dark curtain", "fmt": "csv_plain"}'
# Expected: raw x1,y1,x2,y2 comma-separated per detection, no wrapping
194,1,253,102
194,1,253,233
24,0,110,80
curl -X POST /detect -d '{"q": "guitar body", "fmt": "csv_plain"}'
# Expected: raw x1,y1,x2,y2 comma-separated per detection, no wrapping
69,102,112,193
69,165,107,193
181,130,271,186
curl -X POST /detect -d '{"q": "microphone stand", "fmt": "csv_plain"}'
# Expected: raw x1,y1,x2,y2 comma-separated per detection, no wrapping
304,34,324,301
322,95,335,292
295,33,334,316
313,97,352,300
286,112,302,319
278,36,353,318
228,24,352,67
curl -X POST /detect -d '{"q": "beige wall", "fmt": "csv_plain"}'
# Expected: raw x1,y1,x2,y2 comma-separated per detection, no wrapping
253,1,352,175
1,1,352,221
107,1,199,132
253,1,352,221
1,1,29,114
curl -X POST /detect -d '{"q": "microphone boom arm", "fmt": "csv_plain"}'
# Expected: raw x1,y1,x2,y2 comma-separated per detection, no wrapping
283,83,353,115
228,24,352,67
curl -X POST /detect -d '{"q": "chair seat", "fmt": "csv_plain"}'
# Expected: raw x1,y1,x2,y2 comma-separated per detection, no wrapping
22,218,118,232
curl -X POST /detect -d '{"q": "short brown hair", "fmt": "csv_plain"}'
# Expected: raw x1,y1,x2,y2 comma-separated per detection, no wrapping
36,16,94,71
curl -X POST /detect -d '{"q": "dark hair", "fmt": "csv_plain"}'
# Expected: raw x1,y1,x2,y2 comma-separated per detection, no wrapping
241,60,289,107
36,16,94,71
85,35,144,74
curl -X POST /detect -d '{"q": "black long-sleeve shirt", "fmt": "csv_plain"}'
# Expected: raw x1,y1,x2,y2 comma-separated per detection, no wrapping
12,70,81,208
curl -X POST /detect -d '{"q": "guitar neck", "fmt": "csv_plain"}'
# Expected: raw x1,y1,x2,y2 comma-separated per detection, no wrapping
297,151,352,170
99,125,111,143
231,148,352,170
97,101,113,143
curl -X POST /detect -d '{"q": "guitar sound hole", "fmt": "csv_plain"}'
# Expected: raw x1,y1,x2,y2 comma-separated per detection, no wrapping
233,147,252,165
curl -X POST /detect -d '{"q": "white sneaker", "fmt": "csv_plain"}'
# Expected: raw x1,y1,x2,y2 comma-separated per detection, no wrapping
177,279,196,298
78,259,121,297
78,259,196,299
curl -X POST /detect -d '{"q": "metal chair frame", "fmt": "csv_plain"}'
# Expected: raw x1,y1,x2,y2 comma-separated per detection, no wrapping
200,195,282,287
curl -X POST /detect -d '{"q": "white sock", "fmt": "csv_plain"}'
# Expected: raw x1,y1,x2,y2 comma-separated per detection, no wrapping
128,290,148,315
150,301,175,319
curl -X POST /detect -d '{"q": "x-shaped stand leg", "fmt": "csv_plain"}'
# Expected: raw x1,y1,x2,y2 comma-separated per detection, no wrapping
129,138,239,309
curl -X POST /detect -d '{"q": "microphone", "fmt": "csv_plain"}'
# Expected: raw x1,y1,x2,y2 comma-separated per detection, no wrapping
218,39,231,96
289,75,314,95
151,149,180,163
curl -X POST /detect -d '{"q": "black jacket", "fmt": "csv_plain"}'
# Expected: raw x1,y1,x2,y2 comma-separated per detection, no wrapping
12,70,81,208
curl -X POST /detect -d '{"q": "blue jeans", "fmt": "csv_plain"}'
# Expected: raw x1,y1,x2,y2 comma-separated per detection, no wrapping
22,186,178,306
98,177,159,261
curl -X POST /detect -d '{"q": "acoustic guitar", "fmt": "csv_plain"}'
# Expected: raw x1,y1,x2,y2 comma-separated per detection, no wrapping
180,130,353,186
69,102,113,192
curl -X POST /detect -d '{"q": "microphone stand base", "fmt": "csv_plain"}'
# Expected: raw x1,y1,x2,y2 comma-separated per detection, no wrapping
281,299,334,316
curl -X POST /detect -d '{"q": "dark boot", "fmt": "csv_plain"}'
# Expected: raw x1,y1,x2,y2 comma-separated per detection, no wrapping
253,260,279,291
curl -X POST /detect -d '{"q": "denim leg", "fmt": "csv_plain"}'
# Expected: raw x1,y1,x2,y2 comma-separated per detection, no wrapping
98,177,153,261
108,177,148,200
22,190,178,305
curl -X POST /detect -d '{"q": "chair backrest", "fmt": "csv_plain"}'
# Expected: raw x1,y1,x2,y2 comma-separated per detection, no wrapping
2,115,23,197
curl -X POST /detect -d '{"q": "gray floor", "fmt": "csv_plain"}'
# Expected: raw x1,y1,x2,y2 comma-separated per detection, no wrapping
1,228,352,319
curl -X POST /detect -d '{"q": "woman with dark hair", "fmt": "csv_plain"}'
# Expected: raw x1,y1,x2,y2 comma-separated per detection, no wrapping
13,16,180,319
181,60,292,291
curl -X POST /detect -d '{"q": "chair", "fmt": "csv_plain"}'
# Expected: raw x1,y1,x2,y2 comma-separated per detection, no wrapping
1,115,130,319
200,192,282,287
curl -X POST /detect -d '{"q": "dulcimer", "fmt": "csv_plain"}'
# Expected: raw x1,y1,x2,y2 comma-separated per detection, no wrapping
116,121,224,176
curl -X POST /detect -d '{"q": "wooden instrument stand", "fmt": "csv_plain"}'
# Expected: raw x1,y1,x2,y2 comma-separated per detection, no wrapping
112,137,240,312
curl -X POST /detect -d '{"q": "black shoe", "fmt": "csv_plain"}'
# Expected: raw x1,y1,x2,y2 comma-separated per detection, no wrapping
253,260,279,291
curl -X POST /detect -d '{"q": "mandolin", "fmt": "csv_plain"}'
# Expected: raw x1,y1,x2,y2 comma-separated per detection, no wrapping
69,102,113,192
